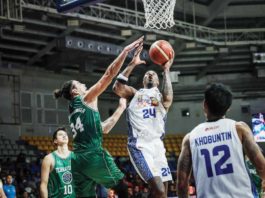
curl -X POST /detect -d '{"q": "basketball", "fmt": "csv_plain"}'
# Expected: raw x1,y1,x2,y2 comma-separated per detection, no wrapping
149,40,174,66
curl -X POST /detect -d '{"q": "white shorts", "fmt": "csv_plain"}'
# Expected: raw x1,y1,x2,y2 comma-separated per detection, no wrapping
127,138,172,183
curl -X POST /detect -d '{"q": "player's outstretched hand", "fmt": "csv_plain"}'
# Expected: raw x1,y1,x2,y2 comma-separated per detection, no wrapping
130,44,146,66
119,98,127,110
162,50,175,70
123,36,144,53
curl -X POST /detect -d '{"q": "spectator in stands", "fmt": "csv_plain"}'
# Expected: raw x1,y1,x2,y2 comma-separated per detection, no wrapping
53,36,144,198
126,172,135,185
96,184,108,198
30,172,40,196
128,187,133,198
40,127,75,198
3,175,16,198
188,185,196,196
22,191,29,198
167,184,177,197
141,186,150,198
134,174,145,191
133,185,142,198
22,187,36,198
0,178,7,198
113,36,174,198
107,189,117,198
177,83,265,198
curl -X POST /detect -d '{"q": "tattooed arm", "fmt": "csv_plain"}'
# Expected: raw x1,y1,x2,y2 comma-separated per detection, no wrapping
177,134,192,198
161,67,173,111
161,54,174,111
237,121,265,179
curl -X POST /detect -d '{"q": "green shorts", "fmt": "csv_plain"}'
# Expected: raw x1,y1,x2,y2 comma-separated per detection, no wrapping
72,148,124,197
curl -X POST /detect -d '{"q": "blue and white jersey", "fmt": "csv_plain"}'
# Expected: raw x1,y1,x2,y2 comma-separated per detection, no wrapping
189,118,254,198
127,87,166,142
126,87,171,183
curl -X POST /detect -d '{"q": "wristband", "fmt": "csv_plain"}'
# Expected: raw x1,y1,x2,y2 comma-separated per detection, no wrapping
117,73,128,81
117,73,128,84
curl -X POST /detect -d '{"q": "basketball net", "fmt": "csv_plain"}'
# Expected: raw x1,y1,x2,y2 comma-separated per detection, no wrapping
142,0,176,29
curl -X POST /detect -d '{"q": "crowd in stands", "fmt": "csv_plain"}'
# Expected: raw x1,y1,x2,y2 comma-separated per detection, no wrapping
0,152,41,198
0,152,185,198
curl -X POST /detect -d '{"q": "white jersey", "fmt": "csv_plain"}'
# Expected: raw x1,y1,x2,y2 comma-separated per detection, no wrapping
127,87,166,141
126,87,172,183
189,118,254,198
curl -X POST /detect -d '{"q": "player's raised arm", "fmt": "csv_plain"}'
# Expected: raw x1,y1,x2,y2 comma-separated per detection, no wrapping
177,134,192,198
161,51,174,111
113,44,146,100
84,36,144,103
101,98,127,134
237,121,265,179
40,155,53,198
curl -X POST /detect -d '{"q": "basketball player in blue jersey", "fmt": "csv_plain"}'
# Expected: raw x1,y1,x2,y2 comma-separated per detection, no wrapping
113,45,174,198
177,83,265,198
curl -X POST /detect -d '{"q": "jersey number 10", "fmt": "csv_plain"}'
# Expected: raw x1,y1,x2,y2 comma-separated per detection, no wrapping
64,185,73,195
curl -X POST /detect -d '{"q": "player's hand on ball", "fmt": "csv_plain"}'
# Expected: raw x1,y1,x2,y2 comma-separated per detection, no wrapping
162,51,174,70
119,98,127,110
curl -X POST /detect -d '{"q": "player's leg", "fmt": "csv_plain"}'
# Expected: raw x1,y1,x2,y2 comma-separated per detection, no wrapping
71,153,97,197
127,144,167,198
163,181,168,196
86,149,127,198
154,139,172,197
147,177,167,198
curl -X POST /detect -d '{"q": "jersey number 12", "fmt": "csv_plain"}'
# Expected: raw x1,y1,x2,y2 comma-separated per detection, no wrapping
201,144,234,177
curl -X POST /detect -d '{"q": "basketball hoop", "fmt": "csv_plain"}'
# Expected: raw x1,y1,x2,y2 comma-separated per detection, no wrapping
142,0,176,29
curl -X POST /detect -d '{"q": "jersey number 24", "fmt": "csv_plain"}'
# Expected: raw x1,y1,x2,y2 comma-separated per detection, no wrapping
142,107,156,119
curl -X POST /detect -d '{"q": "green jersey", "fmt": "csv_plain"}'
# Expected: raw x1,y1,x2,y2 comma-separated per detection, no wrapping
48,152,75,198
69,96,124,197
245,159,262,198
69,95,103,151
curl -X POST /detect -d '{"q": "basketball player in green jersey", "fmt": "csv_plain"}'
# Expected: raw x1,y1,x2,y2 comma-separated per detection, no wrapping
40,127,75,198
245,156,263,197
53,36,144,197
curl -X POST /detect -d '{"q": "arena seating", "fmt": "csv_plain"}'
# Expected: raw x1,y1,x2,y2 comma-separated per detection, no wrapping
20,135,73,153
0,135,38,161
20,134,185,157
